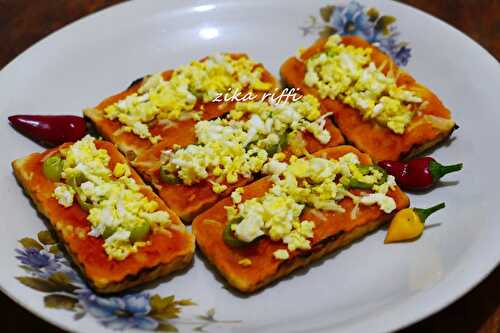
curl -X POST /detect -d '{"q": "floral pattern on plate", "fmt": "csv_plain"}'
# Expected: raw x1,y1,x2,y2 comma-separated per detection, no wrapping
301,1,412,66
15,230,240,332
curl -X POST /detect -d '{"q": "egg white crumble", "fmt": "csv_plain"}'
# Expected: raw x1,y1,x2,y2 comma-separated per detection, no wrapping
303,34,422,134
273,249,290,260
230,187,245,204
53,184,75,207
103,53,272,143
53,135,171,260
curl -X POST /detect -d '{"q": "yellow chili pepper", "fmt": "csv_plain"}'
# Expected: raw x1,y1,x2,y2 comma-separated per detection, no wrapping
385,202,445,243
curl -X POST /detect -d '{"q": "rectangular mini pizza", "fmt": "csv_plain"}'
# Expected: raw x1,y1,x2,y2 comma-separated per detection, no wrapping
192,145,410,293
135,95,345,222
12,135,195,293
281,34,457,162
84,53,279,161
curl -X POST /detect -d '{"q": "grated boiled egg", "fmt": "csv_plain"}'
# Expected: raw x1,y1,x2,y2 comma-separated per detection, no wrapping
238,258,252,266
273,249,290,260
230,187,245,204
360,193,396,213
53,184,75,207
304,34,422,134
161,95,331,193
227,152,397,259
54,135,171,260
103,54,272,143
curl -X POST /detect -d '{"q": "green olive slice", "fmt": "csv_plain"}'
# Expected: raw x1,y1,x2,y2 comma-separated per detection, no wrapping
349,165,388,189
373,165,388,185
347,178,373,190
265,143,279,156
102,226,115,239
265,132,288,156
159,166,179,184
42,155,63,181
66,172,86,188
278,131,288,149
129,222,151,243
75,192,92,211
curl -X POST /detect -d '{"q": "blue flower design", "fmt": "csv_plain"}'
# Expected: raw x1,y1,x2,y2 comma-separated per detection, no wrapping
77,289,159,331
16,247,63,278
15,231,229,332
371,25,412,66
304,1,412,66
16,248,56,269
16,246,83,282
392,45,411,66
331,2,375,41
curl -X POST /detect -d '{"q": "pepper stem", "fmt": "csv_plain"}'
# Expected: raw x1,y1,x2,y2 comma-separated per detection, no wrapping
429,160,463,182
414,202,445,223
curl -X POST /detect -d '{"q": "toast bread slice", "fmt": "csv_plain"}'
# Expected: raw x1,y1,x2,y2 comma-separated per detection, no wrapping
280,36,456,162
12,140,195,293
192,146,410,292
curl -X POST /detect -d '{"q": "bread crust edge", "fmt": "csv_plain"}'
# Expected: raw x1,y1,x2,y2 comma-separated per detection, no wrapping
196,215,390,293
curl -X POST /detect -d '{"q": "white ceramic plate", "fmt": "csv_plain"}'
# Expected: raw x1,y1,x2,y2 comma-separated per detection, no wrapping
1,1,499,332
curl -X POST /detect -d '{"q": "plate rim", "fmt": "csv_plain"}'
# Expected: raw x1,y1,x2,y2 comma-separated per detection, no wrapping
0,1,499,332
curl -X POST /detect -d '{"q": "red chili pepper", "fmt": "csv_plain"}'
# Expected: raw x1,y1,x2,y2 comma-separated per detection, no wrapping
378,157,463,190
8,115,87,146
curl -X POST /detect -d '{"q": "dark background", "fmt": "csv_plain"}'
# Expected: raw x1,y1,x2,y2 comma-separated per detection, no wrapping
0,1,499,332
